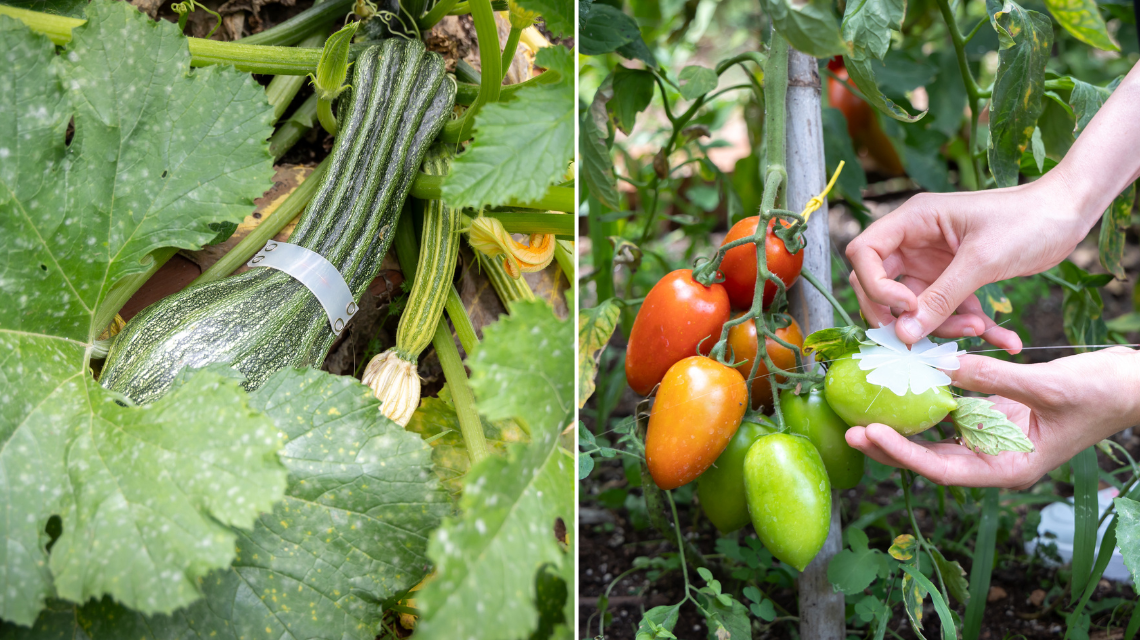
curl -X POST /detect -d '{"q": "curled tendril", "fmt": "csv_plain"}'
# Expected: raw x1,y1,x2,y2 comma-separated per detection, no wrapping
375,7,421,40
172,0,221,38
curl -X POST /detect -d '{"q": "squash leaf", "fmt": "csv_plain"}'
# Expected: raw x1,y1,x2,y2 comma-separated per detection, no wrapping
0,0,277,624
2,368,448,639
442,45,574,209
416,301,574,640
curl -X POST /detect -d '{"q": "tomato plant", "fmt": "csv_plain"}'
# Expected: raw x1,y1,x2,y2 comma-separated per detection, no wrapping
625,269,731,396
743,433,833,571
781,387,865,490
720,217,804,309
824,354,958,436
645,356,749,490
697,416,777,533
727,314,803,409
0,1,576,637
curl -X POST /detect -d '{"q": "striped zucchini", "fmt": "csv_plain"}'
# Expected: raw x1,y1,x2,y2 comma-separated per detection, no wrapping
363,145,460,425
478,249,536,312
100,39,456,405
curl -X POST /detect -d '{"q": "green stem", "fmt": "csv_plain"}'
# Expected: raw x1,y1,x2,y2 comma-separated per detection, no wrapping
239,0,353,45
264,21,329,124
762,32,789,209
935,0,986,182
440,0,501,142
432,317,489,463
419,0,460,29
714,51,767,75
445,287,480,353
554,239,575,309
500,26,522,81
903,473,952,607
456,69,561,104
316,98,339,135
93,247,179,336
193,158,330,286
269,92,320,160
410,176,573,212
800,269,858,328
476,252,536,311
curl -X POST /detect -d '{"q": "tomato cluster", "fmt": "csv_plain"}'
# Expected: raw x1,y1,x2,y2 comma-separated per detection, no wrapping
625,215,868,571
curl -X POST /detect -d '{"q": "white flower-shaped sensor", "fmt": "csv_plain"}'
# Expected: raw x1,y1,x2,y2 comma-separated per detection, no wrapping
852,321,965,396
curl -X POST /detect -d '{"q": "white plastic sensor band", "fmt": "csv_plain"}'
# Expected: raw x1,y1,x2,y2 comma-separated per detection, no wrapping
246,241,358,334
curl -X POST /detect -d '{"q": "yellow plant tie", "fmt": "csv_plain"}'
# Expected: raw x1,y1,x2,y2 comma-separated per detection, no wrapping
467,216,556,278
801,160,845,222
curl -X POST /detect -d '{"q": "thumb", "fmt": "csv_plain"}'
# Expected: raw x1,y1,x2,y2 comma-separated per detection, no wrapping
896,256,989,343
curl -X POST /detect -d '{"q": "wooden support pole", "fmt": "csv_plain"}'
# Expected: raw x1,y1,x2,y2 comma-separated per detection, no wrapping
785,48,846,640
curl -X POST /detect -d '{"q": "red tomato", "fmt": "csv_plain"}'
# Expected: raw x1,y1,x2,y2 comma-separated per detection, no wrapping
646,356,748,490
719,217,803,310
625,269,730,396
726,315,803,410
826,58,905,176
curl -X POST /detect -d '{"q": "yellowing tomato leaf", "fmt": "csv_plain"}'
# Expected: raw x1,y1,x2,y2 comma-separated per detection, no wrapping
987,0,1052,187
579,299,622,408
0,0,277,624
951,397,1036,455
1043,0,1118,52
805,326,866,363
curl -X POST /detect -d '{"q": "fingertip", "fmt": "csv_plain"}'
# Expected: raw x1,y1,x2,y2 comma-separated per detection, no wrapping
897,314,924,343
845,426,867,449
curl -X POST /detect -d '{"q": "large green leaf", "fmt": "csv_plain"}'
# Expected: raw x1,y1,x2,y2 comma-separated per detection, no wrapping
582,76,620,210
416,301,574,640
0,0,277,624
441,45,573,209
986,0,1052,187
515,0,573,37
1043,0,1117,51
840,0,924,123
3,368,448,638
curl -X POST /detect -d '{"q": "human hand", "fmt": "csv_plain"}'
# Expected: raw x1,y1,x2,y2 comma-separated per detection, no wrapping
845,176,1091,352
843,348,1140,490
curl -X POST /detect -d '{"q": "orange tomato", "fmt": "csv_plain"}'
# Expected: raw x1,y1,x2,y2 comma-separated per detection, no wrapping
719,217,804,310
645,356,748,490
625,269,731,396
727,315,803,410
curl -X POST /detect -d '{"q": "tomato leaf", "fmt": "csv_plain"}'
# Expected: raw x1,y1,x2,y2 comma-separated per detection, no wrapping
899,564,957,640
442,45,573,209
582,77,621,210
1043,0,1118,51
889,534,918,561
761,0,847,59
930,548,970,606
0,1,278,624
804,326,866,363
416,301,573,640
611,67,656,135
1055,261,1112,351
636,603,683,640
828,528,889,595
579,299,622,408
678,65,718,100
699,592,750,640
900,571,927,638
2,367,447,639
1113,496,1140,586
1099,182,1135,280
986,0,1052,188
951,397,1036,455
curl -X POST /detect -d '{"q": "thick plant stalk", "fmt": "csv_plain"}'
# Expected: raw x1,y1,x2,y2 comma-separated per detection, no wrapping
100,40,455,404
269,93,320,159
785,46,846,640
365,148,460,426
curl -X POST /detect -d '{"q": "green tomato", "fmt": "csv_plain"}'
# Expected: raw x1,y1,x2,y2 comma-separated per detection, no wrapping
824,354,958,436
781,388,865,490
697,417,776,533
743,433,831,571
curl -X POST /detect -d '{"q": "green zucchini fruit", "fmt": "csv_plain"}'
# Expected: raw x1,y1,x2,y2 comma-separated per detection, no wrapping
363,145,460,425
100,39,456,405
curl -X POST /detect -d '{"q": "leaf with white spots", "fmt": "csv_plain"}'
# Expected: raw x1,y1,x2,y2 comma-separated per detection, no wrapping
3,368,448,639
0,0,275,625
414,301,575,640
